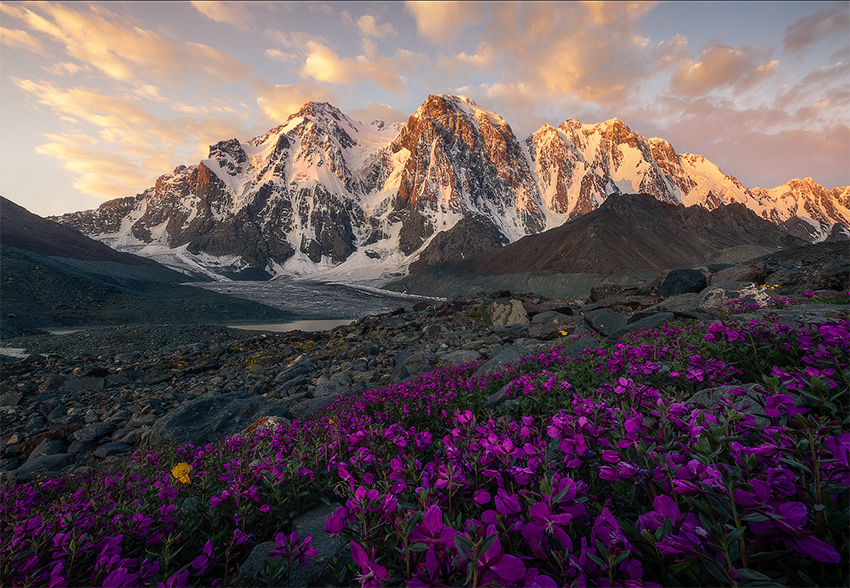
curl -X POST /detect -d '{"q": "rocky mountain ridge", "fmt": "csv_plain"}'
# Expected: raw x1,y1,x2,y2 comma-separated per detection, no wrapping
52,94,850,281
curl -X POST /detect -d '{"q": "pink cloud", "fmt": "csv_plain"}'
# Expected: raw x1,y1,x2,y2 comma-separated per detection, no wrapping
670,43,779,95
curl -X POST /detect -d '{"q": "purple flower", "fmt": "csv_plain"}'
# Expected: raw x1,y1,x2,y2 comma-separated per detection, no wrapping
156,570,189,588
521,502,573,558
191,539,214,574
350,541,388,588
475,526,526,585
409,504,457,547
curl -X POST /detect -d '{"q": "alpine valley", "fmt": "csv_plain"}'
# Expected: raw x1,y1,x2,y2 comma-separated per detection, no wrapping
52,94,850,283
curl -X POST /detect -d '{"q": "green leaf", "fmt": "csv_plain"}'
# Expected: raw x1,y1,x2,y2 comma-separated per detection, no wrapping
481,533,497,555
408,543,429,552
737,569,773,581
741,512,770,522
611,550,631,567
778,456,813,474
669,560,696,574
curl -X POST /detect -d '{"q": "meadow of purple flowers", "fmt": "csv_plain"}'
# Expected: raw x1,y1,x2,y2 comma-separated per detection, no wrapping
2,293,848,587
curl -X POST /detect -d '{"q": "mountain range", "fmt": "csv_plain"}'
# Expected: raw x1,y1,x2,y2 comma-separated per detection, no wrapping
52,94,850,282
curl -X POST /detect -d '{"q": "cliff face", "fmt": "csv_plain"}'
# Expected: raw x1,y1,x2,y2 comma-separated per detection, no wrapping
52,95,850,280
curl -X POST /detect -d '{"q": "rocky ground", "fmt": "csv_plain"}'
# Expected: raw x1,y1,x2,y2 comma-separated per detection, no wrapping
0,247,847,489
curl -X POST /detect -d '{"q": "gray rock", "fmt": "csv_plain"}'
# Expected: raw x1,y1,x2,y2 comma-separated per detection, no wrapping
93,442,131,458
657,269,707,298
28,438,68,460
290,503,346,587
144,396,290,449
438,350,482,366
489,324,529,340
607,312,675,342
63,377,105,392
584,309,627,337
47,405,67,422
487,299,529,326
405,350,438,366
485,383,511,407
698,281,769,316
290,396,336,421
71,422,117,444
241,541,279,582
274,355,316,384
313,381,341,399
0,393,22,407
38,374,65,393
646,292,701,313
474,344,532,377
561,335,601,357
688,384,781,427
15,453,71,481
68,440,96,454
528,311,576,340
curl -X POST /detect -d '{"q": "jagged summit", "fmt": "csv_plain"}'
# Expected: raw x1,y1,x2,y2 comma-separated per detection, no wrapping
52,94,850,282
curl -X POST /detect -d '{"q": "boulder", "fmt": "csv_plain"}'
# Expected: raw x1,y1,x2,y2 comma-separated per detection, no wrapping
584,309,627,337
697,282,769,316
15,453,71,482
274,355,316,384
561,335,601,358
144,396,290,449
70,422,117,444
487,300,529,326
437,350,482,367
28,438,68,460
657,269,707,299
607,312,675,342
474,344,531,377
528,311,576,340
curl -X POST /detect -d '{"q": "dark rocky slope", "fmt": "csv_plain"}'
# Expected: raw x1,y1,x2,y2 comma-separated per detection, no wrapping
0,197,291,336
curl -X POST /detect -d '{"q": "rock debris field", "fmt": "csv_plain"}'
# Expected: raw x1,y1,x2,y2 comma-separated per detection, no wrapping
1,264,848,490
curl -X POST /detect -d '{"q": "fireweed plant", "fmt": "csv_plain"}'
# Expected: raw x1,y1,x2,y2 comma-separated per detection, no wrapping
1,303,848,587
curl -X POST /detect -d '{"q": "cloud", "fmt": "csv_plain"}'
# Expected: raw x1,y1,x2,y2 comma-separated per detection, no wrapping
670,43,779,95
2,3,250,87
775,62,850,116
42,61,87,76
34,140,154,200
457,2,686,105
357,14,397,38
190,1,256,31
0,27,49,55
300,42,418,92
253,79,342,123
784,6,849,53
345,102,409,125
265,48,297,63
405,1,486,44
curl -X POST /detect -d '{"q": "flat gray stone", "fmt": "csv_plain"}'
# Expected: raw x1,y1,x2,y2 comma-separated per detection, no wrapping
438,350,482,366
291,503,346,587
561,335,601,357
474,343,531,377
289,396,336,421
63,377,104,392
607,312,675,342
70,422,116,444
487,299,529,326
145,396,291,449
0,393,22,407
15,453,71,481
28,438,68,460
584,309,627,337
93,441,131,458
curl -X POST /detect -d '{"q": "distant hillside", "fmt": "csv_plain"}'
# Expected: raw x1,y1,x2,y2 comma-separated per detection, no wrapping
465,193,805,275
385,193,807,299
0,197,291,336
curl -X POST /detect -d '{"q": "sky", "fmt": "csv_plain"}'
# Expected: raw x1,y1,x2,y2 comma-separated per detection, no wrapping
1,1,847,217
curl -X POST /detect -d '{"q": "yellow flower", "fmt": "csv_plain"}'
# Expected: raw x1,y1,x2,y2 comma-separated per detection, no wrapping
171,462,193,484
